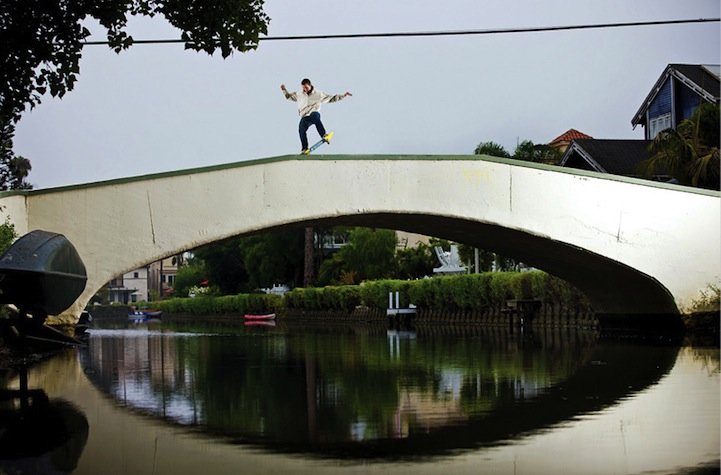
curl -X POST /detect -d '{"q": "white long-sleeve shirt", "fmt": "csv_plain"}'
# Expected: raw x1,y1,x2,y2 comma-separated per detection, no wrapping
283,87,346,117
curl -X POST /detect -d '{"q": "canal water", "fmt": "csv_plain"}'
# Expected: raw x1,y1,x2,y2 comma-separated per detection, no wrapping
0,318,718,474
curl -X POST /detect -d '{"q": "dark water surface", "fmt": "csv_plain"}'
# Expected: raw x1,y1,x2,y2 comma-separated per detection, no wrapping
1,318,718,474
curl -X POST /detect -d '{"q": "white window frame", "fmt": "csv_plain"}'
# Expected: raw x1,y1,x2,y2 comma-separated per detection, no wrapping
649,113,672,139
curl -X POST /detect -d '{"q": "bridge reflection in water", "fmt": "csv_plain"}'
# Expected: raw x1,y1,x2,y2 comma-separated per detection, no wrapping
79,322,678,455
3,321,718,474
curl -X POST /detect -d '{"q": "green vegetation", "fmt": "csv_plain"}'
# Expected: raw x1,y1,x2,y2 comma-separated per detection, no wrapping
639,103,720,190
154,271,592,317
1,1,270,126
474,139,562,164
155,293,282,316
1,0,270,195
318,228,398,284
687,285,720,313
0,214,17,254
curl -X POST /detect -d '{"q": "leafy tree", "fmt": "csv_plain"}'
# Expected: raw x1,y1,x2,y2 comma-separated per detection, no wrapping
474,141,510,158
639,103,720,190
193,237,248,294
0,122,32,190
341,228,397,282
0,215,17,254
174,260,208,298
456,244,496,273
238,229,305,289
396,242,436,279
513,140,562,164
319,228,397,284
0,0,270,125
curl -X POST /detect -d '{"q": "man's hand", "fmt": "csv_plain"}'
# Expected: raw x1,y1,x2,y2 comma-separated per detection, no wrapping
280,84,287,92
344,92,353,97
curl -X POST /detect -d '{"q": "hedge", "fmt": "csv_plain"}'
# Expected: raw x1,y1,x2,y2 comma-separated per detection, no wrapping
155,293,282,315
153,271,592,316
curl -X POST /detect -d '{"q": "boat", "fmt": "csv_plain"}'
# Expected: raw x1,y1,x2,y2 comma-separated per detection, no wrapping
128,309,162,321
243,320,276,327
0,230,87,320
243,313,276,321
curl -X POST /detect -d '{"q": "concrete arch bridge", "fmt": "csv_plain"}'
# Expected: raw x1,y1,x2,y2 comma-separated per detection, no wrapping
0,155,718,324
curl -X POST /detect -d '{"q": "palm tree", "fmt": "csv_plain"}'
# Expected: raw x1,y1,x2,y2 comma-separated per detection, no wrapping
7,155,32,190
474,141,510,158
639,103,720,190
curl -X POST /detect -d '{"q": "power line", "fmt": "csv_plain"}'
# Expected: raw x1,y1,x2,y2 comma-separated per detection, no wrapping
81,17,719,46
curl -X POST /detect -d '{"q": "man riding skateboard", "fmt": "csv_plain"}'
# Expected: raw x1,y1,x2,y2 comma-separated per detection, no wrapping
281,79,352,154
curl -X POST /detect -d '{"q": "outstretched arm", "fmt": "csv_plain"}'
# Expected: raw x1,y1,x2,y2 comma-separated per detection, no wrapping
280,84,297,101
321,91,353,103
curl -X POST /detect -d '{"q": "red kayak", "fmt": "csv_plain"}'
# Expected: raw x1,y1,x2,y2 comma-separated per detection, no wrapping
243,313,276,321
244,320,276,327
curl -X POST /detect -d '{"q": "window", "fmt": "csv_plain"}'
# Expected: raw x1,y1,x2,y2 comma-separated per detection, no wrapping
649,113,672,139
133,272,139,278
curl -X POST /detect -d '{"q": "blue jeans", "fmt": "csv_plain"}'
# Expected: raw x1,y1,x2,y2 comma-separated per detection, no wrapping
299,112,327,150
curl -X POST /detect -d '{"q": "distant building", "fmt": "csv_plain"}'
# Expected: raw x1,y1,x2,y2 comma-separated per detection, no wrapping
148,256,180,298
559,139,656,178
549,129,593,155
560,63,719,181
631,64,720,140
105,255,181,303
107,267,149,304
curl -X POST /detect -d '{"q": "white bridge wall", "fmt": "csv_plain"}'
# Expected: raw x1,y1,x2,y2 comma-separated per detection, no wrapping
0,155,718,323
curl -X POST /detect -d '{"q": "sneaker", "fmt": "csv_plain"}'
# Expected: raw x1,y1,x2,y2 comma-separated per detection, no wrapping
322,133,332,144
301,148,310,155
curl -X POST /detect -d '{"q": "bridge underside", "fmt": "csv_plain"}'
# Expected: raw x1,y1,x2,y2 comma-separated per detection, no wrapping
283,213,678,316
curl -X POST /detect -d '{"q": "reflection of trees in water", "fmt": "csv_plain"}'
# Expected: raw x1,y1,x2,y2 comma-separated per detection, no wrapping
82,324,599,448
80,323,682,459
684,346,720,376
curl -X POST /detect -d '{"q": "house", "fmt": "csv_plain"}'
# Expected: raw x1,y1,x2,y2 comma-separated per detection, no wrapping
561,63,719,181
104,255,182,303
631,64,720,140
559,139,655,178
107,267,150,304
148,255,180,298
549,129,593,155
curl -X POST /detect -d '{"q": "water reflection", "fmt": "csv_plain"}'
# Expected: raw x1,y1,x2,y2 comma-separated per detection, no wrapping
78,321,680,459
0,360,88,474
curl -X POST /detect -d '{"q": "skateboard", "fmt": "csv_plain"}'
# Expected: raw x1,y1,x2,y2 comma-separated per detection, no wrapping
303,132,334,155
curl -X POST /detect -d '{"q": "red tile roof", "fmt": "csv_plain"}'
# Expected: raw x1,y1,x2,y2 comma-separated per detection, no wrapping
549,129,593,145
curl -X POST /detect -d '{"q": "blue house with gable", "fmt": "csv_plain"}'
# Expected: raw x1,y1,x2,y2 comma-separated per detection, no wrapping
631,64,719,139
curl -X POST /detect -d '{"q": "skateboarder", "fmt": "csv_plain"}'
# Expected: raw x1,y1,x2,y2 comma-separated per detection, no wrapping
281,79,352,154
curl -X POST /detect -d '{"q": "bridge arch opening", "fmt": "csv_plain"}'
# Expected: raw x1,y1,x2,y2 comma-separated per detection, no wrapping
100,211,678,318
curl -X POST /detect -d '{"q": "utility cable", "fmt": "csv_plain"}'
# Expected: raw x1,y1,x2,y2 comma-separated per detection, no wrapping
81,17,720,46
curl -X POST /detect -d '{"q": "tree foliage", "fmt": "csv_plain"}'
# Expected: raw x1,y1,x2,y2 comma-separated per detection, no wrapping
639,103,720,190
238,229,305,289
474,141,510,158
0,0,270,124
174,260,208,297
193,237,248,294
319,228,398,285
513,140,562,164
396,242,436,279
0,122,32,190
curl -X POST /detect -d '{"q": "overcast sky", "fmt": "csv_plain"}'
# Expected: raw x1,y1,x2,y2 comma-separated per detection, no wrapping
13,0,720,189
